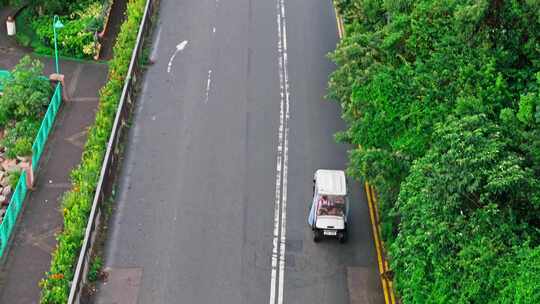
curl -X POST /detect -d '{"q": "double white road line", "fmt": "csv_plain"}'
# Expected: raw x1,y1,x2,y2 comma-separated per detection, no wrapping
269,0,291,303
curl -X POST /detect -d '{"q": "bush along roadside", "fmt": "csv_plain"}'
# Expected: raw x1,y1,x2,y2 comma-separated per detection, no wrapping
38,0,148,302
330,1,540,302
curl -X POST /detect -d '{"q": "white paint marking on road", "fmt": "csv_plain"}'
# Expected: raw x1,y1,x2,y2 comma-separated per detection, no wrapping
167,40,188,73
204,69,213,103
277,0,291,301
213,27,216,34
269,25,284,302
269,0,292,302
269,4,285,302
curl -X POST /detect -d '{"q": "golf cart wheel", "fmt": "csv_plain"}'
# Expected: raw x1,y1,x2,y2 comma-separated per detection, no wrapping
313,229,322,243
338,231,347,244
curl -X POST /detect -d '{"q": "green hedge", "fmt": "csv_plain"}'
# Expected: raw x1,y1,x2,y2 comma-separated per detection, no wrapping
39,0,148,302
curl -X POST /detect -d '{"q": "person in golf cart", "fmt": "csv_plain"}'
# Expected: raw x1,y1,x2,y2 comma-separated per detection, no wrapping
317,195,345,216
308,170,349,243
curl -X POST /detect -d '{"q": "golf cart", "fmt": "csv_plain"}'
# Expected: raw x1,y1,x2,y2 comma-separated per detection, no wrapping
308,169,349,243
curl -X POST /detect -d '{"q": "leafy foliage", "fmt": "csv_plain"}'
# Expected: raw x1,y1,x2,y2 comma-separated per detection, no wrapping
33,2,107,58
391,114,540,302
87,256,103,282
28,0,97,16
38,0,148,302
2,119,40,158
0,56,51,158
18,1,109,58
8,169,21,189
0,56,51,127
331,0,540,301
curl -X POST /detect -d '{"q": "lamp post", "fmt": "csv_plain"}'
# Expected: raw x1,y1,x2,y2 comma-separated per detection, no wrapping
52,15,64,74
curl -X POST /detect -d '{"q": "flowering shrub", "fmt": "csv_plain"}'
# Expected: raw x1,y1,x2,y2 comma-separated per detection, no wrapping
28,1,109,59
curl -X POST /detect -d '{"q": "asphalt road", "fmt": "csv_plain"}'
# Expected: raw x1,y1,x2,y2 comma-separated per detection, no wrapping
95,0,384,303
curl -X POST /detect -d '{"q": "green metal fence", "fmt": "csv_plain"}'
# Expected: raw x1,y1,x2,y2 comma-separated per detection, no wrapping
0,82,63,259
0,70,11,93
0,171,28,258
32,84,62,173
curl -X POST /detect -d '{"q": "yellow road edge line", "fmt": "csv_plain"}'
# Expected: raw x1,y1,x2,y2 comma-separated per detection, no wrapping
369,186,397,304
333,1,344,38
365,182,391,304
339,15,345,37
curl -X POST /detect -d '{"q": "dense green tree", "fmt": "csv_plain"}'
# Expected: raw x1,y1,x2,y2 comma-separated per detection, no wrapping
330,0,540,301
500,245,540,304
390,114,540,302
330,0,540,232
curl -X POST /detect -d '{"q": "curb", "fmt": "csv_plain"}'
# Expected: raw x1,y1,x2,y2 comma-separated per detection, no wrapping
332,2,398,302
365,183,397,304
333,3,344,39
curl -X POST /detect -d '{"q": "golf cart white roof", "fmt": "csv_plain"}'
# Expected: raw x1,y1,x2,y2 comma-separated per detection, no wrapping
315,169,347,196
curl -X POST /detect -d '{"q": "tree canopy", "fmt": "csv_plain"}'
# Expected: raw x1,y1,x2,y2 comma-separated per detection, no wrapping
330,0,540,301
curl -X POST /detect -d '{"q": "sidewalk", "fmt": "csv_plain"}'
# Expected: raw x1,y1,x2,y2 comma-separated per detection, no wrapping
0,45,108,303
99,0,128,60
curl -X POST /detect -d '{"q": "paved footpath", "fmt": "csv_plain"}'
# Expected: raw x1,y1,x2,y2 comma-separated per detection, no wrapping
0,9,109,302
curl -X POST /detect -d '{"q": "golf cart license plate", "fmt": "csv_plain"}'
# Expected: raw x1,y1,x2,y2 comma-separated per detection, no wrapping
324,230,337,236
